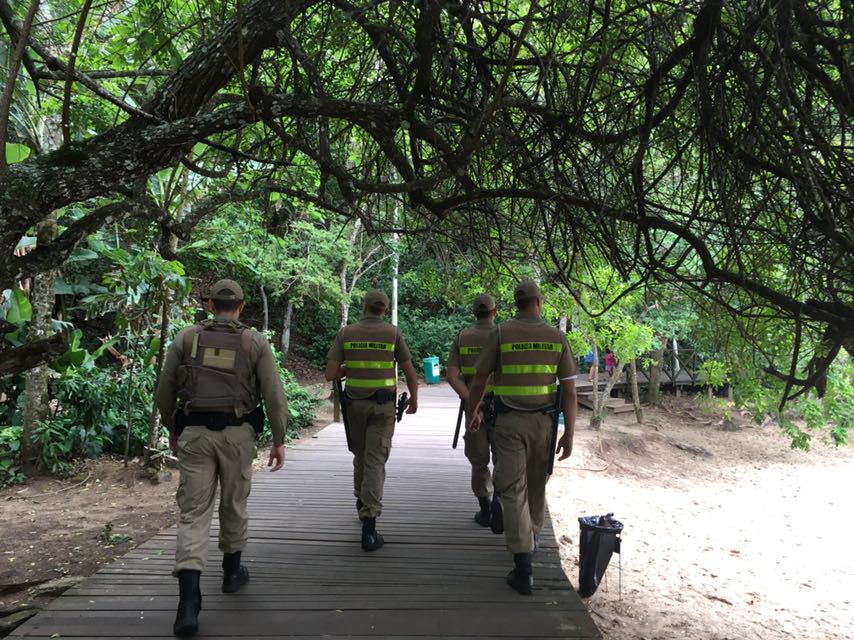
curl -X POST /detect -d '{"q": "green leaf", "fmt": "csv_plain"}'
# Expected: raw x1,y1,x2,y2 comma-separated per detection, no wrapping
3,288,32,324
66,247,99,263
5,143,30,164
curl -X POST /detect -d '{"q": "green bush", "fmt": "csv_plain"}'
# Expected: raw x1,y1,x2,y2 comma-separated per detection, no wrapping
269,342,322,438
0,426,24,487
398,306,470,376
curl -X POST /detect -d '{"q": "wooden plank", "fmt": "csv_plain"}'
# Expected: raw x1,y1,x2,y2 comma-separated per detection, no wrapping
9,388,600,640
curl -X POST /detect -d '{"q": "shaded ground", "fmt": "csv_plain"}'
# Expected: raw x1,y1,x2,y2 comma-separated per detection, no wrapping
0,458,179,619
549,397,854,640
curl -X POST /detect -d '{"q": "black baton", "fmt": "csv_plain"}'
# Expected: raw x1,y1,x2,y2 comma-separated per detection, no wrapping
547,383,563,475
452,398,465,449
334,379,353,452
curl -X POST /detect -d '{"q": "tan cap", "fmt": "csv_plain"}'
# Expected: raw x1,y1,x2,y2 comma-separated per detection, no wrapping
472,293,496,313
205,278,244,302
364,288,389,311
514,279,541,303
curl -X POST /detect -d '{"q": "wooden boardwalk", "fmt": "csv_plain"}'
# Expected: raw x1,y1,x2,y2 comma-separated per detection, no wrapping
11,385,601,639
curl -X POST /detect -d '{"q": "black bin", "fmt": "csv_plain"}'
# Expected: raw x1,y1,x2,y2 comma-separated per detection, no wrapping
577,513,623,598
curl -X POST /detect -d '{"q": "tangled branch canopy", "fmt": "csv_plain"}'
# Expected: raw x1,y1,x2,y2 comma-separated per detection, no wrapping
0,0,851,399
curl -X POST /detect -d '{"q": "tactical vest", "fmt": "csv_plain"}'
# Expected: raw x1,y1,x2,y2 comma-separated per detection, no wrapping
456,324,494,392
177,320,258,415
341,321,398,399
493,319,563,410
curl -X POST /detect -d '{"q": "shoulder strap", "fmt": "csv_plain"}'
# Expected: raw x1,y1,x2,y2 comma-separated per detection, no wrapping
240,327,256,360
182,325,204,361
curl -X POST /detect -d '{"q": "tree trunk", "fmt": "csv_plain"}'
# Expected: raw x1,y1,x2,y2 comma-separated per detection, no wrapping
647,348,664,405
591,355,622,430
146,183,184,466
124,345,136,468
21,116,62,476
281,299,293,358
21,219,57,475
260,284,269,332
145,289,171,467
558,313,567,333
629,358,643,423
589,344,600,429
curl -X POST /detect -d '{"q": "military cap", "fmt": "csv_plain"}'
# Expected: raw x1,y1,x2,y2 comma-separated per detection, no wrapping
514,279,542,303
472,293,496,313
205,279,244,302
364,288,389,311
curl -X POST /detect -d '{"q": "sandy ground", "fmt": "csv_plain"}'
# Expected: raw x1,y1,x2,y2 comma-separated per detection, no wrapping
548,398,854,640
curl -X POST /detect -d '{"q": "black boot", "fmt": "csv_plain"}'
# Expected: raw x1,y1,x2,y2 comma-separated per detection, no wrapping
506,552,534,595
173,569,201,637
474,496,491,527
361,517,385,552
221,552,249,594
490,493,504,534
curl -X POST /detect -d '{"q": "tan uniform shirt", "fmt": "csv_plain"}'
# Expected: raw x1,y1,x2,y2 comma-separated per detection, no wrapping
327,313,412,400
156,319,289,446
474,311,577,410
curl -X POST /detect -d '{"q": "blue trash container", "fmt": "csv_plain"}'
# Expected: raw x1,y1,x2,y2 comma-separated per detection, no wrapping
422,356,440,384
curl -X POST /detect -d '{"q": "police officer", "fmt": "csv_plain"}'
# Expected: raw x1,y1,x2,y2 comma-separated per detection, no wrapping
446,293,503,532
325,289,419,551
156,279,288,636
466,280,577,595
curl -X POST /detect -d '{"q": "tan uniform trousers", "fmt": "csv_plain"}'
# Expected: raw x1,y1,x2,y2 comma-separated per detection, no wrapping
463,426,493,497
174,424,255,575
348,399,396,519
491,411,551,554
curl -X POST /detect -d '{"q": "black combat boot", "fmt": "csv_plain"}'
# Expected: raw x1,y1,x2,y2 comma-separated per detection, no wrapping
506,552,534,595
474,496,491,527
221,552,249,594
173,569,201,637
361,517,385,552
490,493,504,534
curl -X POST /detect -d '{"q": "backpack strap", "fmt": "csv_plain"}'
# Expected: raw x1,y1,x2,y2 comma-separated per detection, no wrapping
182,325,204,361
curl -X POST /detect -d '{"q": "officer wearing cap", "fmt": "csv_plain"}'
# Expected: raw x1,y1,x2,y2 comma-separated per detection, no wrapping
325,288,419,551
466,280,578,595
156,279,289,636
446,293,503,531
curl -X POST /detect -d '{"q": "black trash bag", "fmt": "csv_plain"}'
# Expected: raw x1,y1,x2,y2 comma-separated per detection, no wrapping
577,513,623,598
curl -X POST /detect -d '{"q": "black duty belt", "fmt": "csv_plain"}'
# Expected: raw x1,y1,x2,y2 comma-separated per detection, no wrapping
346,388,397,405
494,396,557,415
182,411,247,430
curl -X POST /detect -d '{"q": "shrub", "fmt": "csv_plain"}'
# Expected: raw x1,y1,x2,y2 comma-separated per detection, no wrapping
0,427,24,487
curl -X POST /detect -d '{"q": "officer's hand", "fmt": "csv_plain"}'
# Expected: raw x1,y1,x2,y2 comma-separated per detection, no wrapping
556,431,573,461
169,432,178,455
405,396,418,415
268,444,285,472
468,410,483,432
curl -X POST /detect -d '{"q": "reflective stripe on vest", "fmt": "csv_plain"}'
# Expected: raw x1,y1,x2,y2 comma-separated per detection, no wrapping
346,360,392,369
493,383,557,396
501,364,558,375
346,377,397,388
460,346,482,355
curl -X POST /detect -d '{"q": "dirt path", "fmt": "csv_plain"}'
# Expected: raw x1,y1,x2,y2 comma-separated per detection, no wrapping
548,398,854,640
